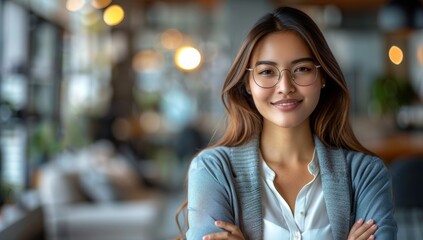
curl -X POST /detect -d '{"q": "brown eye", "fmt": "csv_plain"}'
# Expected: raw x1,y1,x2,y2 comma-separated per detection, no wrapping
293,64,313,74
255,64,278,77
259,69,275,76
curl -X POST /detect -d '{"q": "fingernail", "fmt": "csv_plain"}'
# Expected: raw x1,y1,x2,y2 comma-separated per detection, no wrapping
215,221,220,226
357,218,364,223
366,219,374,224
371,224,378,229
203,237,208,240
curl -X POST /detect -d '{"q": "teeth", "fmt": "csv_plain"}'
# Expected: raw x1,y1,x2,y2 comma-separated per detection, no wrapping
275,102,296,106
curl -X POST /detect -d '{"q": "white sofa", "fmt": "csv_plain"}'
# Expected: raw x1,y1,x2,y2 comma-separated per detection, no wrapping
38,141,165,240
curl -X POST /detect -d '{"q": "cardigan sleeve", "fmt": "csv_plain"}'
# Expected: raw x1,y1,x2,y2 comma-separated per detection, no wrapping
351,155,397,239
186,151,238,240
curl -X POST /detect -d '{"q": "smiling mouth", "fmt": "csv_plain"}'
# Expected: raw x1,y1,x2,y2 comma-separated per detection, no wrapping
273,101,298,107
271,99,302,106
271,99,302,110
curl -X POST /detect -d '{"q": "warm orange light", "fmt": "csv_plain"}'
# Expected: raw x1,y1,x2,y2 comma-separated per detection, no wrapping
389,45,403,65
161,29,184,50
66,0,85,12
139,111,161,134
417,45,423,65
103,5,125,26
132,50,164,72
175,46,201,71
91,0,112,9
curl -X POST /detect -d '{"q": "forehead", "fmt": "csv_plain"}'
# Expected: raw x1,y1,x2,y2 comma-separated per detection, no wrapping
250,31,313,64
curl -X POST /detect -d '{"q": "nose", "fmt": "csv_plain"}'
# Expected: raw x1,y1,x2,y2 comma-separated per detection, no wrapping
276,69,295,95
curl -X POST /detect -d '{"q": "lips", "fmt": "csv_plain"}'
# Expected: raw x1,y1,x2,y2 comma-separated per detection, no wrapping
271,98,302,110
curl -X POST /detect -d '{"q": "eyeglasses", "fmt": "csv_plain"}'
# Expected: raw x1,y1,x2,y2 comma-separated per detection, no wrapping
246,62,321,88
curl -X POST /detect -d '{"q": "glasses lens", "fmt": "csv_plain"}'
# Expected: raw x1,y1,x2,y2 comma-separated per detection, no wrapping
291,63,318,86
253,64,280,88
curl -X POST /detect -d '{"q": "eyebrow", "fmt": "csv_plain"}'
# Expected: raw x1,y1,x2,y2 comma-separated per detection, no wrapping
254,57,315,66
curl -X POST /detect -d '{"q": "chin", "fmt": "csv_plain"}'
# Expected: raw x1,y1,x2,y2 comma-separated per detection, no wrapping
266,117,310,130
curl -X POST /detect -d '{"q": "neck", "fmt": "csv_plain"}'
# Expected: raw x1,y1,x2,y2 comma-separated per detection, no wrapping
260,121,315,165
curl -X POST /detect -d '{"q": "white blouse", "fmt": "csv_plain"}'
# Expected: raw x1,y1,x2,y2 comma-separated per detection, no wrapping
260,150,333,240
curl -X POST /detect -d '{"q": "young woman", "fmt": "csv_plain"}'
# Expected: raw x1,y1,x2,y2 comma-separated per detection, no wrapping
177,6,397,240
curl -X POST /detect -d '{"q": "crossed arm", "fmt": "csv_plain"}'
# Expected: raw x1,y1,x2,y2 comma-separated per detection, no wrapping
202,218,377,240
186,155,396,240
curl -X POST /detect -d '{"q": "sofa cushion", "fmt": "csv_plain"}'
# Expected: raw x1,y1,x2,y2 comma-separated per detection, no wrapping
39,166,88,205
105,158,146,201
79,169,119,203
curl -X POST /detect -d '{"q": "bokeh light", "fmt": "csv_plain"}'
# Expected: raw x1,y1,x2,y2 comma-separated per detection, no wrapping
417,45,423,65
160,29,184,50
174,46,201,71
389,45,403,65
91,0,112,9
132,50,164,73
139,111,161,134
66,0,86,12
103,4,125,26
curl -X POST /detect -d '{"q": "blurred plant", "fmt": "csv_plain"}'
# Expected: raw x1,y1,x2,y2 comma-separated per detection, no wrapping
371,75,418,115
0,181,15,207
28,121,62,165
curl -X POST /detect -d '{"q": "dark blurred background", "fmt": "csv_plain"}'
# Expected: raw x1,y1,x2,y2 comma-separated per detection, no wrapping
0,0,423,239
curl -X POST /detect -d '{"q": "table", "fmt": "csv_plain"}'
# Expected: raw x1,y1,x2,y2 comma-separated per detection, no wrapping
353,116,423,164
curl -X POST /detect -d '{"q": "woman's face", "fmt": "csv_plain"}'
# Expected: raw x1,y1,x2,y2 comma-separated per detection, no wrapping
246,31,324,130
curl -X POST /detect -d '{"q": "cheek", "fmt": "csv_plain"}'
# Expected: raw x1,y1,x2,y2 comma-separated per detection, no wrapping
250,87,273,103
249,77,271,97
305,85,322,108
305,78,323,97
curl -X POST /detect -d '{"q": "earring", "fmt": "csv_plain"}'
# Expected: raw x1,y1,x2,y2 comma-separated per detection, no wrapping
322,83,326,88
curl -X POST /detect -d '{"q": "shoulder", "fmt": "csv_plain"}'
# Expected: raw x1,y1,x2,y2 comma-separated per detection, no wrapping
188,138,260,179
315,136,389,182
343,149,387,170
188,146,235,183
189,146,232,170
342,149,390,183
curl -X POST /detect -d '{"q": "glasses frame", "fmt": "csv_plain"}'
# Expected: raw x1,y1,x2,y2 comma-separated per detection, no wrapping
246,64,322,88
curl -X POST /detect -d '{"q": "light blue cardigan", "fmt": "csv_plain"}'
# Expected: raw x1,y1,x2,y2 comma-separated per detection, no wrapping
186,135,397,239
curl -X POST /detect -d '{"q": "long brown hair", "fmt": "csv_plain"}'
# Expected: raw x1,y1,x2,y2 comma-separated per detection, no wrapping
176,6,372,238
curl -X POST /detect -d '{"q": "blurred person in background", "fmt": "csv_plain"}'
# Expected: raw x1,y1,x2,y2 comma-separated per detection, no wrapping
177,6,397,240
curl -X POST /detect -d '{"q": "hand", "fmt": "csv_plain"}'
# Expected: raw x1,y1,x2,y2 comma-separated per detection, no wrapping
348,218,378,240
202,221,245,240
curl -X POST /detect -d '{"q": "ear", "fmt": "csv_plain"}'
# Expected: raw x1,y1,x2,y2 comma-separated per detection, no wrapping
321,78,326,89
245,83,252,95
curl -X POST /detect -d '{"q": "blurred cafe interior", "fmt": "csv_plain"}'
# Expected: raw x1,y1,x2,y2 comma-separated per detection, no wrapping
0,0,423,239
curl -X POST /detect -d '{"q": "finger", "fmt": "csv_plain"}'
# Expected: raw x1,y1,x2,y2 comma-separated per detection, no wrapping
203,231,229,240
350,218,364,233
359,219,377,238
215,221,241,233
352,220,378,240
362,223,377,238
